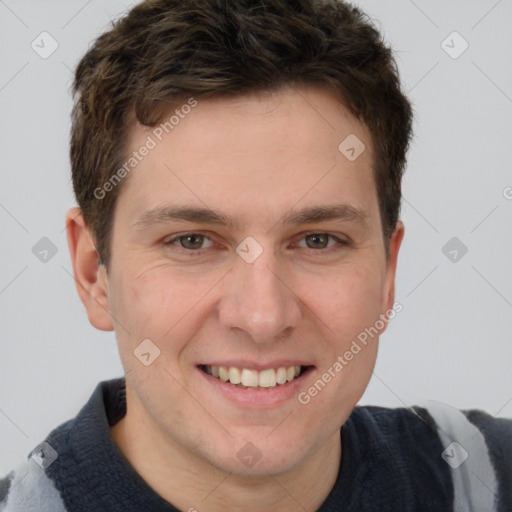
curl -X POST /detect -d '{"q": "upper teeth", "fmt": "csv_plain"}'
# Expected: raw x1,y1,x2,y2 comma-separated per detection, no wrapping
204,365,302,388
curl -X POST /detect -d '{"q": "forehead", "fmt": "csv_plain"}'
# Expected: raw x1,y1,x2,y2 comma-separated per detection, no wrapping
116,85,378,229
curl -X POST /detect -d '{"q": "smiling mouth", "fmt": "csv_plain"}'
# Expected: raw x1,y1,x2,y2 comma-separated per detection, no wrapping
199,364,313,390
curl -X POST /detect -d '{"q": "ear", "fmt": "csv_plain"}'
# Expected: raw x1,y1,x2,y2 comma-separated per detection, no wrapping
380,220,405,332
65,207,114,331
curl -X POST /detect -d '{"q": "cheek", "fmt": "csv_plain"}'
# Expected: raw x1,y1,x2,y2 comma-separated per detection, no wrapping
106,265,173,359
109,264,223,357
309,261,385,341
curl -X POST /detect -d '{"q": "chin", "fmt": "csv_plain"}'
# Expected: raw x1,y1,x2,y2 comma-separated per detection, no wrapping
199,430,312,477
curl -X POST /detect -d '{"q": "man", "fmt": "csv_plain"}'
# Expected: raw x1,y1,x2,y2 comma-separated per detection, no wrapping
1,0,510,511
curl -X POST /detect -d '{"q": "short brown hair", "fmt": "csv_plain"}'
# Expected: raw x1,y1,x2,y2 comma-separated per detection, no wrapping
70,0,413,270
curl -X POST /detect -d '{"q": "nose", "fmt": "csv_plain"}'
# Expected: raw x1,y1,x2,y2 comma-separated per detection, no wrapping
218,247,302,344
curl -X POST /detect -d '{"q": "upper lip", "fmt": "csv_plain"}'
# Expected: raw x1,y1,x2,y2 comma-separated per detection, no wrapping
198,360,314,371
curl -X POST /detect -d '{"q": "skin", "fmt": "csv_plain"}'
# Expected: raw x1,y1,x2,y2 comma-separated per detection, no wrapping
66,84,404,512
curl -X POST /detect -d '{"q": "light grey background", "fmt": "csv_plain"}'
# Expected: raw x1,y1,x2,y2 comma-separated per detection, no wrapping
1,0,511,474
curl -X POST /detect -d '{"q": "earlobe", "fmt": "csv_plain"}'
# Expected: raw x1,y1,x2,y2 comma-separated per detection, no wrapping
65,207,114,331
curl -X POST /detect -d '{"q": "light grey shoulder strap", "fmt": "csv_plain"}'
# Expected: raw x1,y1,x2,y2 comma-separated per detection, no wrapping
418,400,498,512
0,458,67,512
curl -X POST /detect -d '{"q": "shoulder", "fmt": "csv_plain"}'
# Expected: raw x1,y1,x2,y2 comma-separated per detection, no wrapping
347,403,453,479
346,403,446,460
0,379,122,512
350,402,512,511
0,443,69,512
1,411,77,512
351,400,512,456
424,402,512,511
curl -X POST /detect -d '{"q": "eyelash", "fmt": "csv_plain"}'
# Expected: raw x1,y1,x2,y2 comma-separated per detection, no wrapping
162,232,349,257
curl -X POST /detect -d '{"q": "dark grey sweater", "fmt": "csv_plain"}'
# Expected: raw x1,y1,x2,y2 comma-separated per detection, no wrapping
1,378,510,511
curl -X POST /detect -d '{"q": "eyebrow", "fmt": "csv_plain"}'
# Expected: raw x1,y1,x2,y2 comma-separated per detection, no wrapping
132,203,369,231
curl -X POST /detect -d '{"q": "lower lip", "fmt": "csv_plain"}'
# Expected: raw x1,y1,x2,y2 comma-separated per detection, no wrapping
197,366,315,408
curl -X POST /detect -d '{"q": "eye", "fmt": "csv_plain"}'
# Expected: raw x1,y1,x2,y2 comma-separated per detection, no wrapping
295,233,348,252
163,233,214,251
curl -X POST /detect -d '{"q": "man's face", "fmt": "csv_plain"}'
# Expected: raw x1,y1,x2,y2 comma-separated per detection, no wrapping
91,85,402,475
